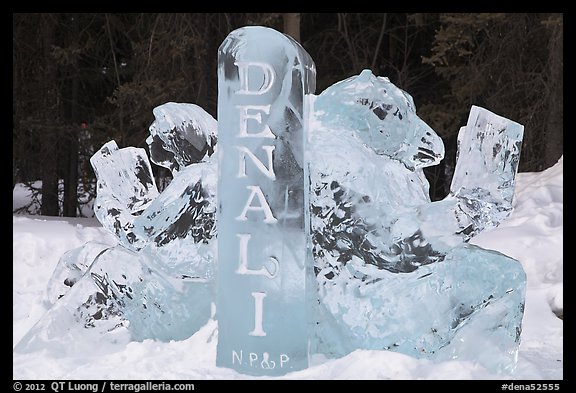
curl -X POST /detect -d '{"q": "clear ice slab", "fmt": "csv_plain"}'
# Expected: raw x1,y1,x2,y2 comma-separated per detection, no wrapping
216,26,316,376
46,240,112,305
313,243,526,373
132,157,217,281
90,140,159,250
308,69,526,373
448,105,525,239
14,245,212,355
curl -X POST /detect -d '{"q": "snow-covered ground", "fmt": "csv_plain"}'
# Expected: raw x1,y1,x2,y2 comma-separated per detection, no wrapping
12,157,563,380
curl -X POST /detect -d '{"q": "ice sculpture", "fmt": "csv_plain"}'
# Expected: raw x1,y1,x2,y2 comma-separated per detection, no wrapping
14,103,218,354
216,26,316,376
91,102,217,253
14,27,527,376
309,70,526,372
46,240,111,305
15,245,212,355
90,140,159,250
147,102,217,173
449,105,524,239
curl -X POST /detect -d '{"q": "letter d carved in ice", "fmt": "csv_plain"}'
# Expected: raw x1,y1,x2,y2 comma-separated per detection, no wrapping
216,26,316,376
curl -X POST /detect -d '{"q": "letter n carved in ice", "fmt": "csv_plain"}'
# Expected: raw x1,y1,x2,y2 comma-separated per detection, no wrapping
216,26,316,375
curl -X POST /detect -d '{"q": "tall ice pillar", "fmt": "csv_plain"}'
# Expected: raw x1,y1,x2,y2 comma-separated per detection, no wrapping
216,26,316,376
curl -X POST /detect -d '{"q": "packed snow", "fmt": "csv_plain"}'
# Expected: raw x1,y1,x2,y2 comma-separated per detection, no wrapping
12,157,562,380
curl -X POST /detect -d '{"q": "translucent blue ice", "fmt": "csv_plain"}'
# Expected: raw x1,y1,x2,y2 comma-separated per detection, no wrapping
147,102,217,173
449,105,525,239
309,70,526,373
14,30,527,376
216,26,316,376
90,140,159,250
15,103,218,353
15,245,212,355
313,69,444,170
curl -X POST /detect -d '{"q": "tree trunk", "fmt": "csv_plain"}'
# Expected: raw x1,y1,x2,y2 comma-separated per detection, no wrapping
40,13,60,216
63,79,79,217
193,13,212,113
63,13,80,217
283,13,300,43
544,14,563,169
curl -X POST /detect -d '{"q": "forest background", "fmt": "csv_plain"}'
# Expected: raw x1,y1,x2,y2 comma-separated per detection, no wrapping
12,13,563,216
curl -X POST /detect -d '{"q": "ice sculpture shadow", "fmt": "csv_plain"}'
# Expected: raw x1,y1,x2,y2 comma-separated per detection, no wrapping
14,71,526,374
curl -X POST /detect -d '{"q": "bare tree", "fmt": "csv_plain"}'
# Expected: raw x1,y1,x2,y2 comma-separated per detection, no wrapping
39,14,60,216
283,13,301,42
543,14,563,169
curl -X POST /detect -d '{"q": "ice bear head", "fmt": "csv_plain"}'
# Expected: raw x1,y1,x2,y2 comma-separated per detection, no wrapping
314,69,444,170
147,102,217,174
